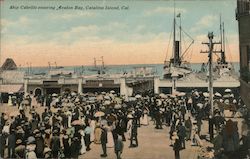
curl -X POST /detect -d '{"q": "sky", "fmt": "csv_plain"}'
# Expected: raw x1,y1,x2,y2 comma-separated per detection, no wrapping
0,0,239,67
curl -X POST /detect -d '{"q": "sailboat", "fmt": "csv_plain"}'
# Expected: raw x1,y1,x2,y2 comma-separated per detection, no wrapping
163,12,194,79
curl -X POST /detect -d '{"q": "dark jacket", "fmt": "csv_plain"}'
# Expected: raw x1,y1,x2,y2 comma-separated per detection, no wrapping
8,132,16,148
101,128,107,144
51,135,61,152
115,138,123,152
131,120,138,135
35,137,45,155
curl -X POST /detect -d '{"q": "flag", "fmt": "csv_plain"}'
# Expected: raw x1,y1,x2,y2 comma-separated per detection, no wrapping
176,13,181,18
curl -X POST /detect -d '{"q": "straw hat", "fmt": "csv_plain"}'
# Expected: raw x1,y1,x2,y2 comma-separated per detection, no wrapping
16,139,22,145
33,129,40,134
17,129,24,134
45,129,51,134
127,114,133,119
44,147,51,154
172,132,179,140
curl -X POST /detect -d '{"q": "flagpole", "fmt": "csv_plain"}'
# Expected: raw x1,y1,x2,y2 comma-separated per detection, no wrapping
179,13,182,57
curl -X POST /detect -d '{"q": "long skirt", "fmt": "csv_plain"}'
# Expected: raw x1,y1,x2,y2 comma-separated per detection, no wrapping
90,120,96,142
106,131,114,148
80,136,86,154
94,128,102,144
140,114,149,126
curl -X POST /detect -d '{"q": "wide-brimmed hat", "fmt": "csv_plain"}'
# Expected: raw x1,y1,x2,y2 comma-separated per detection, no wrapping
172,132,179,140
127,114,133,119
35,133,41,138
17,129,24,134
45,129,51,134
44,147,51,154
16,139,22,144
33,129,40,134
27,136,36,144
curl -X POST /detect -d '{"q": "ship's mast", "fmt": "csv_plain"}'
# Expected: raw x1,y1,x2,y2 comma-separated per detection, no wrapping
219,15,226,63
179,14,182,60
222,22,226,63
173,0,176,66
220,15,223,54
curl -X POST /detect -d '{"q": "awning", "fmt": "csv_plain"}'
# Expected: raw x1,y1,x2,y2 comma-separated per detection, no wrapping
0,84,24,93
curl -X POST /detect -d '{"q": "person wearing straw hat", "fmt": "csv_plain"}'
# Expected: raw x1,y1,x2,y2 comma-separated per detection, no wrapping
8,128,16,158
126,114,133,140
172,131,181,159
35,132,45,158
26,136,37,159
51,130,61,158
100,125,108,158
62,129,71,158
94,123,102,144
114,135,124,159
129,119,138,148
43,147,52,159
15,139,25,158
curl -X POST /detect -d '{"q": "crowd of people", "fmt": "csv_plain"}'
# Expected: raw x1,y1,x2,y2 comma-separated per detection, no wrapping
0,89,250,159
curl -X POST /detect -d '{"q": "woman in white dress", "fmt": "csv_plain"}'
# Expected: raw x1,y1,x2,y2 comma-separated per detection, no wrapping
67,111,72,128
79,129,86,154
8,96,13,106
140,107,149,126
90,119,96,142
127,115,133,140
106,123,115,148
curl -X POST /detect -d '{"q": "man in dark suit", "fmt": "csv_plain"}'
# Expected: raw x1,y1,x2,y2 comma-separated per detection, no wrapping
129,119,138,147
100,126,108,157
177,123,186,149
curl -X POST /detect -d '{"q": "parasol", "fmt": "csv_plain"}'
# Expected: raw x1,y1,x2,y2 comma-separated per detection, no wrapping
103,100,111,105
197,103,203,108
230,94,234,98
135,94,142,98
104,96,111,100
115,97,122,104
94,111,105,117
9,111,20,117
214,92,222,97
52,93,58,97
96,95,104,101
224,89,232,93
203,92,209,97
224,99,230,105
169,94,176,98
159,93,168,98
178,92,186,97
110,90,115,94
71,120,83,125
128,97,136,101
114,104,122,109
223,94,230,98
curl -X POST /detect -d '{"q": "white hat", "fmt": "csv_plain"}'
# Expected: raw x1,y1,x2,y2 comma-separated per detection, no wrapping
127,114,133,119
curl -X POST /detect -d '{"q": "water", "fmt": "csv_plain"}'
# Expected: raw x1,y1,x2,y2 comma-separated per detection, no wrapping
20,62,240,78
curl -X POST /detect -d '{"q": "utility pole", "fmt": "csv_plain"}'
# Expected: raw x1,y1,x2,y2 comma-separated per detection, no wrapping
200,32,221,116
